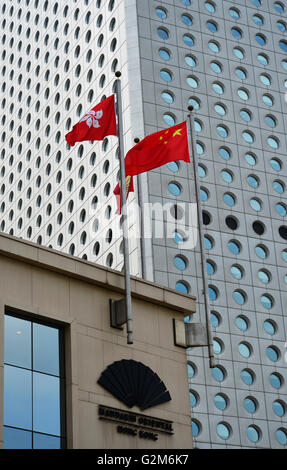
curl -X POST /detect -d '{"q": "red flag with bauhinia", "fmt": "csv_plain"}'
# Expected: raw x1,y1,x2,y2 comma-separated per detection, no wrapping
65,95,117,146
113,121,190,213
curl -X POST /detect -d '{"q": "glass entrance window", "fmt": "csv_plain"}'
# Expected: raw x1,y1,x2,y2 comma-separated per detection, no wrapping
4,312,65,449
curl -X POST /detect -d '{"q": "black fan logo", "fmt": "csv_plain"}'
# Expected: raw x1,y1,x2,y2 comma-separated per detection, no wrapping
98,359,172,411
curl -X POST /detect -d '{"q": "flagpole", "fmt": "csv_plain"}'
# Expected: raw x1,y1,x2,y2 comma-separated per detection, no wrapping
187,107,215,369
114,71,133,345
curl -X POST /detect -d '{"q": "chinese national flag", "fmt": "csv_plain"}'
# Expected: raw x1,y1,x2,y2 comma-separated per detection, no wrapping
65,95,117,146
113,121,190,213
113,176,134,214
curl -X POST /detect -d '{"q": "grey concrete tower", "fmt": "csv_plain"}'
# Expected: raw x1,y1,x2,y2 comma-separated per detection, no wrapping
0,0,287,448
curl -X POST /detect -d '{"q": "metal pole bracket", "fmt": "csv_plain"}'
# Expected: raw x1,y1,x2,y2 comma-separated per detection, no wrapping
110,299,127,330
173,319,208,348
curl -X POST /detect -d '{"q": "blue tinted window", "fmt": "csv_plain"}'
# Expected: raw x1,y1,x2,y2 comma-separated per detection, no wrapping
33,433,61,449
276,429,287,446
240,109,252,122
255,245,268,259
279,40,287,52
253,14,263,26
207,21,217,32
276,203,287,216
210,61,222,73
263,94,273,107
163,113,176,126
209,286,218,301
274,2,284,13
183,34,194,47
4,427,32,449
223,193,235,207
33,323,60,376
235,67,247,80
182,14,192,26
33,373,61,435
168,182,181,196
185,55,196,67
273,401,285,417
189,391,198,407
4,316,31,369
233,291,246,305
158,48,170,61
244,397,257,413
160,69,172,82
4,314,65,449
257,54,268,65
270,158,281,171
276,21,286,33
228,240,241,254
236,316,248,331
208,41,219,53
217,423,230,440
212,366,225,382
189,97,200,110
212,82,224,94
231,27,242,39
187,76,198,88
167,161,179,172
218,147,231,160
204,236,214,250
187,363,195,378
192,420,200,436
238,342,251,358
157,27,169,40
233,47,244,59
214,394,227,410
266,346,279,361
155,7,167,19
247,426,260,443
270,373,282,389
255,34,266,45
161,91,174,104
229,8,240,19
245,153,257,166
241,369,254,385
205,1,215,12
176,281,189,294
174,255,187,270
4,366,32,430
211,311,220,327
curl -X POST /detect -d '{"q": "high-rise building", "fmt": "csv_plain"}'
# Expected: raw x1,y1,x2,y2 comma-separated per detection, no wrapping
1,0,287,449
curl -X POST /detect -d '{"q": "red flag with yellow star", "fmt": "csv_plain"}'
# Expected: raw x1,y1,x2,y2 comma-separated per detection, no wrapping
113,121,190,213
124,121,190,176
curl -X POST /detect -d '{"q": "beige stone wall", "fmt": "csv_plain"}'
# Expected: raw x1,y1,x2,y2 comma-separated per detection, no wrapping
0,234,195,449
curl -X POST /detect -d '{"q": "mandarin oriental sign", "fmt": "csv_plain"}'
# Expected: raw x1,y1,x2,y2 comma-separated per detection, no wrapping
98,405,174,441
97,360,174,441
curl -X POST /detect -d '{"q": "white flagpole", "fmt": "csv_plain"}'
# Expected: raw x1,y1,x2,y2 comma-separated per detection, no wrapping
114,72,133,345
187,107,215,368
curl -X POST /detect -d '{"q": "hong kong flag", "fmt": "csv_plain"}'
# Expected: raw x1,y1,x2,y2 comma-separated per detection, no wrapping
65,95,117,146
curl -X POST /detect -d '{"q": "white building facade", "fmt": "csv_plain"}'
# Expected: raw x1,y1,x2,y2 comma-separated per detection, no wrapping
1,0,287,448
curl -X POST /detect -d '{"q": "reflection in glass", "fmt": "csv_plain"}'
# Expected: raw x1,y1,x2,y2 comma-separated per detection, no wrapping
214,394,227,410
33,373,61,436
4,315,31,369
33,433,61,449
4,426,32,449
241,369,254,386
33,323,60,376
4,365,32,430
